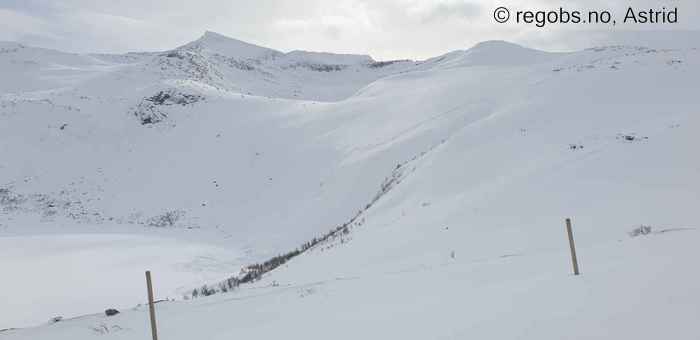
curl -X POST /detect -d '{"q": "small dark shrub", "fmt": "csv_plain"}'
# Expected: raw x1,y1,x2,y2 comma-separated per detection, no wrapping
147,210,184,227
629,225,652,237
105,309,120,316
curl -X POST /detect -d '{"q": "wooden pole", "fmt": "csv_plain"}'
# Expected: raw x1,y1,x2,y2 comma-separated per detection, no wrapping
565,218,580,275
145,270,159,340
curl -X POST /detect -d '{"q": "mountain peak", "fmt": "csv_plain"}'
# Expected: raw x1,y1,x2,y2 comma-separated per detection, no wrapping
201,30,229,40
181,31,282,60
428,40,558,68
469,40,527,51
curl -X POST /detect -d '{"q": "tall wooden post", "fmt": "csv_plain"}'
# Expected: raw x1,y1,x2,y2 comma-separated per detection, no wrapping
145,271,159,340
565,218,580,275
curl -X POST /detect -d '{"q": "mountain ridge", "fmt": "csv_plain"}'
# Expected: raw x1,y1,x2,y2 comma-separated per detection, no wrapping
1,31,568,67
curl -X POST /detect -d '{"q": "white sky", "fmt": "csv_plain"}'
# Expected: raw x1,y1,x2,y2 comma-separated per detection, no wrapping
1,0,698,60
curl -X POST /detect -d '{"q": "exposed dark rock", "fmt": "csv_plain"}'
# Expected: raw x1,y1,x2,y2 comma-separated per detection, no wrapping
368,60,411,68
133,89,204,125
282,62,347,72
617,134,649,142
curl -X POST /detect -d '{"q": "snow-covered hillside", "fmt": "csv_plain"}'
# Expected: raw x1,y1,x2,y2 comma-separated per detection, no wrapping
1,31,699,339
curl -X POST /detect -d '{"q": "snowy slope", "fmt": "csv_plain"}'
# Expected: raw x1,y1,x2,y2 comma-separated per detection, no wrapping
0,42,117,93
1,32,699,338
0,31,425,328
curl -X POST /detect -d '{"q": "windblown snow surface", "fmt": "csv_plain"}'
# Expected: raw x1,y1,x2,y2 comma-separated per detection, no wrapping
1,32,699,339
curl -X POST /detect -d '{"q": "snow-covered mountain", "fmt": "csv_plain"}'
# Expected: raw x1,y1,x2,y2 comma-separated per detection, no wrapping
1,31,699,339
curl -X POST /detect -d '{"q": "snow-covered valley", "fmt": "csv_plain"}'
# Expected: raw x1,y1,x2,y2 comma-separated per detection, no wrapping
1,31,699,339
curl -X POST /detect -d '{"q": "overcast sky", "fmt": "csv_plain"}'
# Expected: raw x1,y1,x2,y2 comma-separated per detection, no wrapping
1,0,698,60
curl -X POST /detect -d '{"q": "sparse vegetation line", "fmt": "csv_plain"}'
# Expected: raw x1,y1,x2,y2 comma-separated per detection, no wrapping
189,141,444,298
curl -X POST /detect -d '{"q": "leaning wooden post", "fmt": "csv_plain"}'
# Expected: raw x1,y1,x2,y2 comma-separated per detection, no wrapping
145,271,159,340
565,218,580,275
